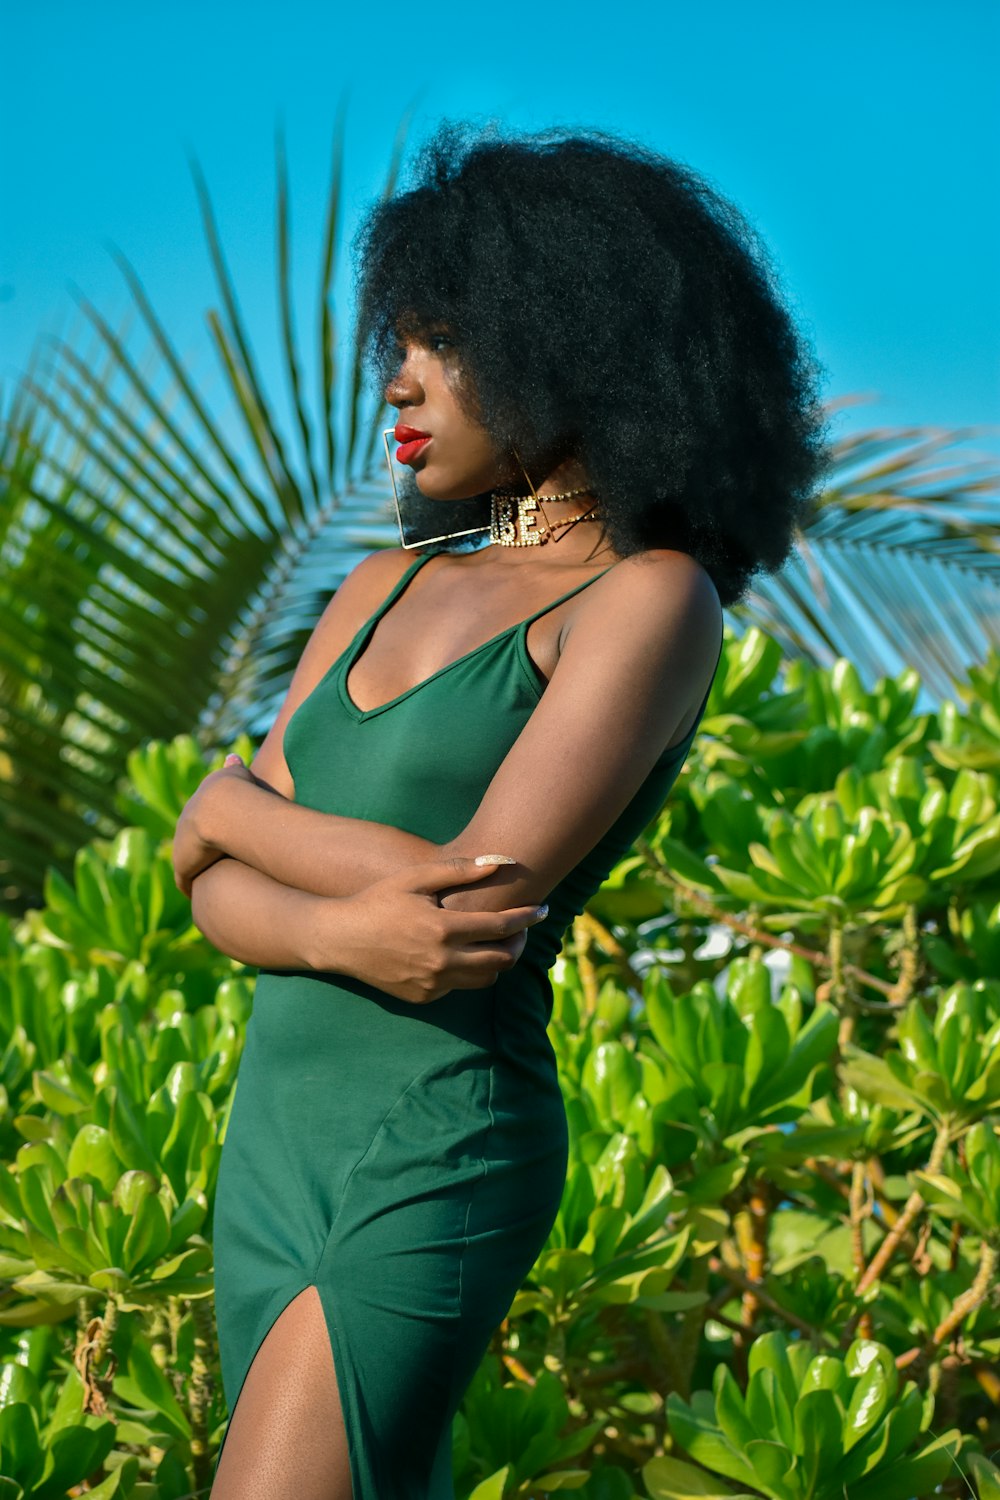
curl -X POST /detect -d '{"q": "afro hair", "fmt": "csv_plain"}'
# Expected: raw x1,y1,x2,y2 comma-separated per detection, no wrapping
352,120,832,607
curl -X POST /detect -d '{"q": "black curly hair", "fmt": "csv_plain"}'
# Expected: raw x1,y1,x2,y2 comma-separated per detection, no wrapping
352,120,832,608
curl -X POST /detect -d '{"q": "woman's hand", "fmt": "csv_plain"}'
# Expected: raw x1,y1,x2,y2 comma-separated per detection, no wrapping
173,754,267,899
322,856,549,1005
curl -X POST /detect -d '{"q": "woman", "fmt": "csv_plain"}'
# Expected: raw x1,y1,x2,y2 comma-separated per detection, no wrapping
174,121,828,1499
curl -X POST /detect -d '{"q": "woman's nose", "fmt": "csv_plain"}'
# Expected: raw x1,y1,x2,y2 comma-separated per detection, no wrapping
384,345,423,407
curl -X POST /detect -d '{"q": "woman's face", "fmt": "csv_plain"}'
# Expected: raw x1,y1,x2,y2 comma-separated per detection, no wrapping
383,328,519,501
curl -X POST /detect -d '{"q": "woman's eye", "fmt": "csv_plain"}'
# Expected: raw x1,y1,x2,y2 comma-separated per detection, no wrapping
389,332,453,366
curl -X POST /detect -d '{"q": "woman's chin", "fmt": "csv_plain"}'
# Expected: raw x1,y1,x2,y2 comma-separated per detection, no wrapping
413,470,486,502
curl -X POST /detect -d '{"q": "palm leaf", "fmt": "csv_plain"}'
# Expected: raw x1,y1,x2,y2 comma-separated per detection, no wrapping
0,110,403,910
742,408,1000,708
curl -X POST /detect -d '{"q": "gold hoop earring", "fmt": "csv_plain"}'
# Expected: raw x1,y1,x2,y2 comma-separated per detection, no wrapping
381,429,491,549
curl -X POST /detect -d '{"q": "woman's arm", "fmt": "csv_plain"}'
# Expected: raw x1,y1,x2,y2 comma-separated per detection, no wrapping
190,852,549,1003
191,552,723,917
190,855,331,969
185,769,437,900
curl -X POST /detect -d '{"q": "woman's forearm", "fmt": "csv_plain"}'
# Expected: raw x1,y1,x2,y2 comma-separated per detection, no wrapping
200,778,439,898
190,855,337,969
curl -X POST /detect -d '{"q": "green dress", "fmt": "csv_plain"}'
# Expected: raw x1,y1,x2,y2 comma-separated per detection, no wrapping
211,551,722,1496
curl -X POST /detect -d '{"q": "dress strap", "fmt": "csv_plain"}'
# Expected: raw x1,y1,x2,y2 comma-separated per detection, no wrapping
359,552,612,647
516,564,616,629
356,553,433,637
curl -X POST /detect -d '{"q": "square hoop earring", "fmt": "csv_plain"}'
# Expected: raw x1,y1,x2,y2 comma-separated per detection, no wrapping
382,429,492,550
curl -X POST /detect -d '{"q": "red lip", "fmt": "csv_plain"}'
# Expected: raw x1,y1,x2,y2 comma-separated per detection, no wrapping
394,423,431,441
395,436,432,465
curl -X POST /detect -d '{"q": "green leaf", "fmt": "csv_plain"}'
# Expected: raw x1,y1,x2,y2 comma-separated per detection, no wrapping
844,1428,962,1500
665,1395,760,1489
0,1366,38,1410
34,1420,117,1498
747,1334,798,1428
32,1071,87,1117
0,1402,41,1484
533,1471,590,1491
967,1453,1000,1500
745,1371,794,1468
840,1050,926,1113
66,1126,120,1195
62,1456,140,1498
108,1089,158,1175
642,1455,753,1498
744,1440,794,1496
742,1006,791,1106
712,1366,757,1455
792,1388,843,1490
842,1361,890,1451
11,1271,94,1306
582,1041,641,1127
118,1339,191,1439
466,1468,511,1500
122,1191,172,1272
0,1166,23,1222
799,1353,847,1398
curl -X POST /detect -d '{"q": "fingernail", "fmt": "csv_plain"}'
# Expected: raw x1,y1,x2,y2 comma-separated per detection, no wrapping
535,905,549,919
224,753,242,766
475,854,516,866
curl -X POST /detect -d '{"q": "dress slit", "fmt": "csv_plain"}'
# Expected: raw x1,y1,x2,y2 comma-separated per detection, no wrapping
211,1273,359,1498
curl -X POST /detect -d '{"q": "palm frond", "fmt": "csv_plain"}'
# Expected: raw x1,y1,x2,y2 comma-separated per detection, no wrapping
739,420,1000,708
0,105,403,911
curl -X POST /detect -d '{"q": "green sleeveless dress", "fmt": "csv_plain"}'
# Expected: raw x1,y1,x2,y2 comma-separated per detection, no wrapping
211,551,722,1496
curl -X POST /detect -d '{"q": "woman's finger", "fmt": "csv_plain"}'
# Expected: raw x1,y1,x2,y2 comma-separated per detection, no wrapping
452,940,525,969
403,855,518,895
437,905,548,941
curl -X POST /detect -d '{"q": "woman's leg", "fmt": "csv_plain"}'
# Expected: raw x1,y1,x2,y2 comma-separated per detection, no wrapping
210,1286,353,1500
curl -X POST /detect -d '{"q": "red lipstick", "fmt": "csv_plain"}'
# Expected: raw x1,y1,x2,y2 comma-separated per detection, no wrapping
394,422,432,465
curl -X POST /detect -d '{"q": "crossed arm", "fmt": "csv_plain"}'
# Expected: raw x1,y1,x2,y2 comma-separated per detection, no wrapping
185,548,721,970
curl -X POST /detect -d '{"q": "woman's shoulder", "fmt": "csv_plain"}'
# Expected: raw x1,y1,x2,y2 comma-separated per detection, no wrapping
598,547,722,618
345,544,423,585
569,546,723,686
302,548,426,665
569,549,723,742
336,545,426,608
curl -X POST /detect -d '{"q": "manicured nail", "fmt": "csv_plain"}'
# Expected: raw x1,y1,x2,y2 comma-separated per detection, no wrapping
224,753,242,766
535,905,549,920
475,854,516,866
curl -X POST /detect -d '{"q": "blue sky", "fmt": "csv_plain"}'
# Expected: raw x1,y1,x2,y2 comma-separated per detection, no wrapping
3,0,997,468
